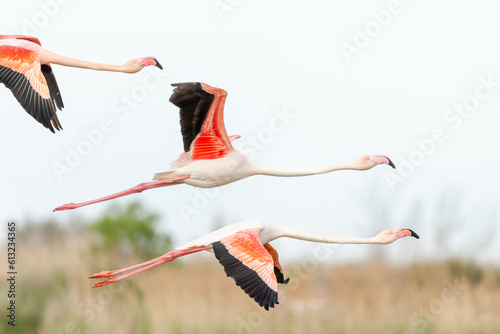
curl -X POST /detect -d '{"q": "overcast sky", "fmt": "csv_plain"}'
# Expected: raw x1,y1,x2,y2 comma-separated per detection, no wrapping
1,0,499,263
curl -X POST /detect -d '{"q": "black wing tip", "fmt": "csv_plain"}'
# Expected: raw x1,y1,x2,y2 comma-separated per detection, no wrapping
52,122,63,133
1,64,63,132
169,82,200,102
170,82,200,87
43,116,63,133
213,241,279,311
170,81,214,152
170,82,203,92
274,267,289,285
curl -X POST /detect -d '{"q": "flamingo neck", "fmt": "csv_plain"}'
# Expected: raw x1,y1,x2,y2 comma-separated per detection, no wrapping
283,230,380,244
250,162,355,177
262,223,381,245
44,52,125,72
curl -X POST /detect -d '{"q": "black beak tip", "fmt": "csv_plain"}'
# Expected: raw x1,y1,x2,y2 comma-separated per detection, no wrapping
386,156,396,169
410,230,420,239
154,58,163,70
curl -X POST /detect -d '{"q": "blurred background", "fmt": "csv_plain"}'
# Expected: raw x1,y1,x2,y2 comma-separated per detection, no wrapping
1,0,499,333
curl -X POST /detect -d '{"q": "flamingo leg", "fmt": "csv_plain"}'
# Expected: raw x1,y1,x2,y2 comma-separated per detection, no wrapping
53,175,191,211
89,246,210,287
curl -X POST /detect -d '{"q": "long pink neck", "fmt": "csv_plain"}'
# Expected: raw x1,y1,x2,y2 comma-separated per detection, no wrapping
260,222,385,245
285,230,379,244
43,51,125,72
273,225,381,244
249,161,355,177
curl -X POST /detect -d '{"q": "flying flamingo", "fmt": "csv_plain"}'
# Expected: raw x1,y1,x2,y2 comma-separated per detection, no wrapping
54,82,395,211
89,219,419,310
0,35,162,132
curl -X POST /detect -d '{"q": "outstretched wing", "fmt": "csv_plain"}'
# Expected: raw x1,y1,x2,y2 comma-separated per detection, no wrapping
0,36,64,132
169,82,233,160
263,243,289,285
212,228,280,310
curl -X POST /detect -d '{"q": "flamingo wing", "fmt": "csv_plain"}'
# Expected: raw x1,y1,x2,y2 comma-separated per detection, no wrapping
41,64,64,111
169,82,213,152
212,228,280,310
0,35,41,45
263,243,289,285
1,36,63,110
169,82,233,160
0,44,63,132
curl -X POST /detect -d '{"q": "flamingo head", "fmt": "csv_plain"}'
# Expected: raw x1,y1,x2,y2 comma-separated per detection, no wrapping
375,228,420,244
124,57,163,73
352,155,396,170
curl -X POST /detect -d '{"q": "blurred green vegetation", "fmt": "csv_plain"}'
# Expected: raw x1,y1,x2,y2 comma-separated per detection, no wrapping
2,201,500,334
2,202,172,334
445,259,484,285
90,201,171,259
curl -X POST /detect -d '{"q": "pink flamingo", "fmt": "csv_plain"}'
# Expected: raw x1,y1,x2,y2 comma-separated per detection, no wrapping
54,82,395,211
0,35,162,132
89,219,419,310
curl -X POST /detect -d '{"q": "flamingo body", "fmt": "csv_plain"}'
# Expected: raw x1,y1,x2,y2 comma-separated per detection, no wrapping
0,36,63,132
171,150,252,188
0,35,162,132
89,219,419,310
55,82,395,211
177,219,275,248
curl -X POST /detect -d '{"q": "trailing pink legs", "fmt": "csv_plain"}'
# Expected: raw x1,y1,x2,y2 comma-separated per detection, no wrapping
90,246,210,288
54,176,190,211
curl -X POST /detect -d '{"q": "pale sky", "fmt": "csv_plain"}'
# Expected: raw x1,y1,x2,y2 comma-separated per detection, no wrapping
1,0,499,263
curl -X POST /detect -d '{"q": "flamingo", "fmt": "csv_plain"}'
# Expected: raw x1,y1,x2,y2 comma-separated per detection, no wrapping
89,219,419,310
54,82,395,211
0,35,162,133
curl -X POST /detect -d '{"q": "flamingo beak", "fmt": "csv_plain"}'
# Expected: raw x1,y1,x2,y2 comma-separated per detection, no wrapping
394,228,420,239
368,155,396,169
386,157,396,169
403,229,420,239
154,58,163,70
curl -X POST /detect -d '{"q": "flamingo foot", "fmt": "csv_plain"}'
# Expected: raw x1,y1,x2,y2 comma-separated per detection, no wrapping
53,203,79,211
88,247,209,288
92,278,118,288
89,271,116,279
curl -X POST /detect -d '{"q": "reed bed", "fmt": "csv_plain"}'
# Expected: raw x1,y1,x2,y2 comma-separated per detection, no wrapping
3,225,499,334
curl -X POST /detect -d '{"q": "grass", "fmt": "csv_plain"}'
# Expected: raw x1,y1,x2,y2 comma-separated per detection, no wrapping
2,223,500,334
